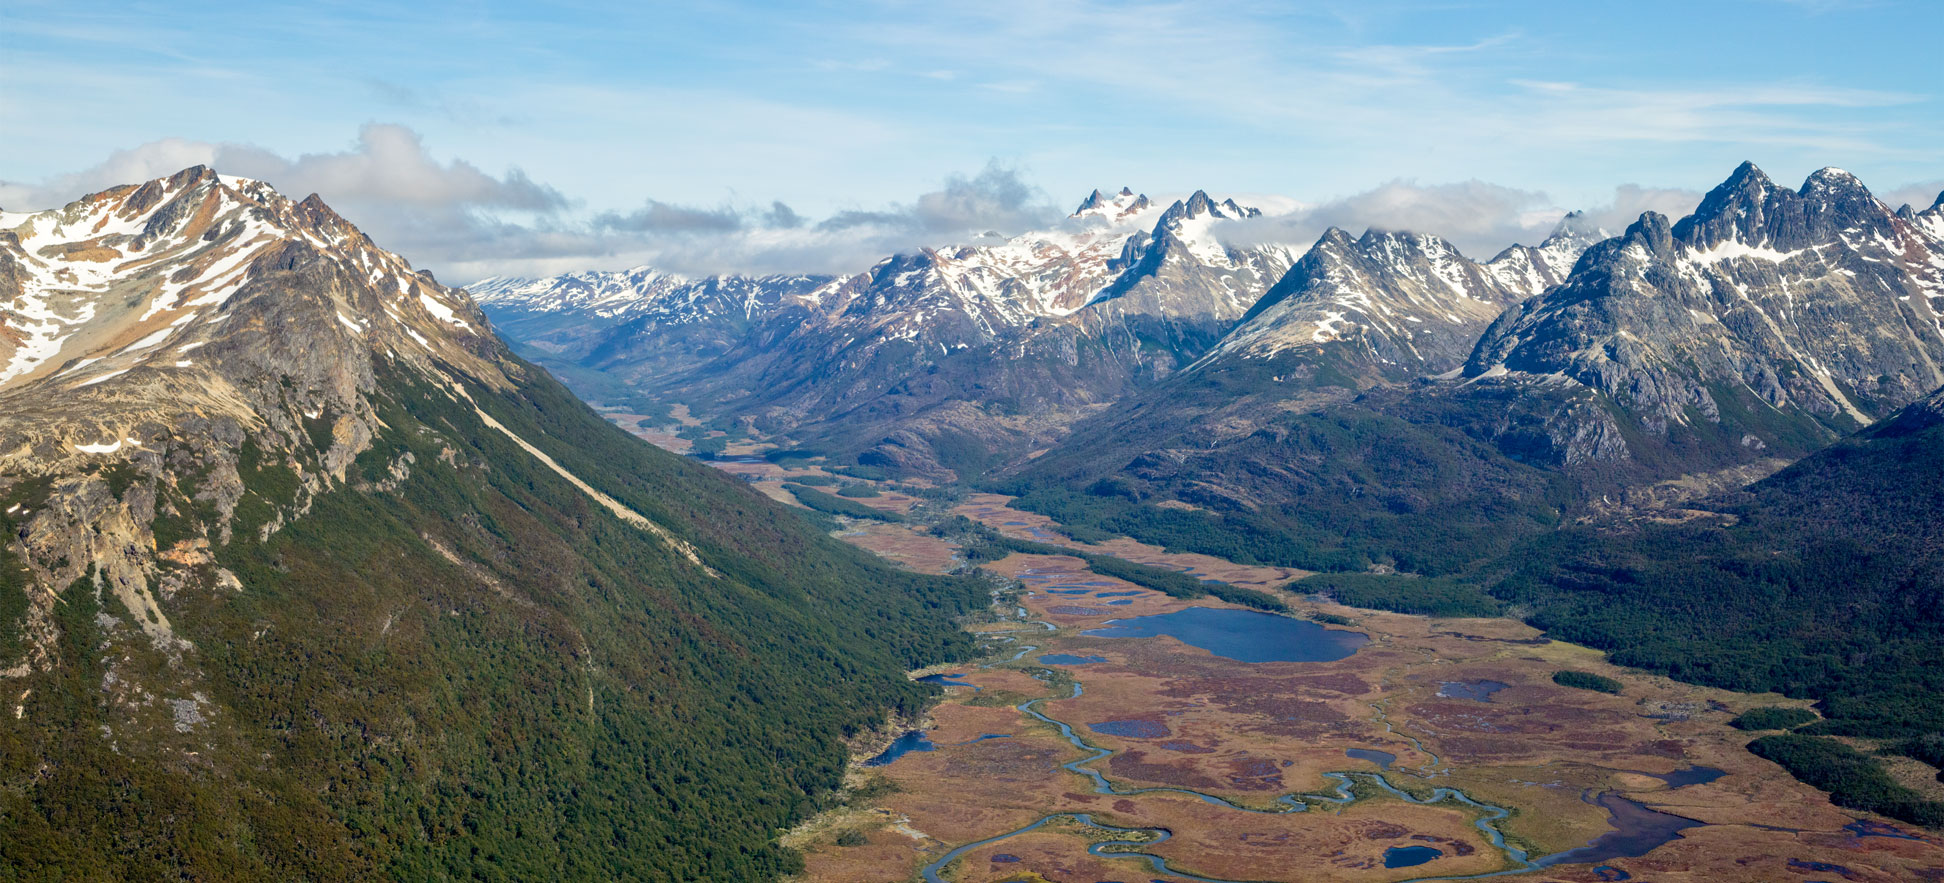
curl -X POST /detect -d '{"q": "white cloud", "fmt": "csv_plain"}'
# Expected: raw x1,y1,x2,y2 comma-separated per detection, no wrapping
1882,180,1944,212
1221,180,1702,260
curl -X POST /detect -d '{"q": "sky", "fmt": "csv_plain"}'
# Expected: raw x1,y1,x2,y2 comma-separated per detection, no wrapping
2,0,1941,282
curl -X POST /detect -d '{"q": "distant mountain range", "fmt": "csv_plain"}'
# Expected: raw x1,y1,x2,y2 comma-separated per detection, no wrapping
473,186,1584,475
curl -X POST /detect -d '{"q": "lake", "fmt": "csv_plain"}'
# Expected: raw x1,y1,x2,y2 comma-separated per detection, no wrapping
1384,845,1442,868
863,730,936,767
1082,607,1368,663
1346,748,1397,770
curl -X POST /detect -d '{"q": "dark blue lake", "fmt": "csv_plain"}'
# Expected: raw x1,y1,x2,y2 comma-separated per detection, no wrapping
1082,607,1367,663
1438,680,1509,702
1346,748,1397,770
1384,845,1441,868
1538,794,1701,867
1093,591,1141,598
1088,719,1170,738
917,673,978,692
1106,599,1133,605
1039,654,1107,665
1653,765,1726,788
863,731,936,767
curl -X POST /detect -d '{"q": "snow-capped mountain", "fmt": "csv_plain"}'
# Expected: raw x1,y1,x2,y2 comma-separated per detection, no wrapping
1195,219,1595,379
0,166,493,403
472,187,1309,476
1025,163,1944,537
1467,163,1944,446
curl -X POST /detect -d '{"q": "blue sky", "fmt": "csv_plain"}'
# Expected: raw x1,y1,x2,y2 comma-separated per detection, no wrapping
3,0,1940,279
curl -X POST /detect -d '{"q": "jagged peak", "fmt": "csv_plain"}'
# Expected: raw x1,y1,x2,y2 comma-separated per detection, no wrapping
1688,161,1777,223
1724,160,1772,189
1622,210,1676,254
1156,190,1257,229
1069,186,1151,221
1546,210,1605,244
1313,226,1357,248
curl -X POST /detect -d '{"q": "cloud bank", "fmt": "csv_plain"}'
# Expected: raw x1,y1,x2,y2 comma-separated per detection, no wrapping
13,126,1932,286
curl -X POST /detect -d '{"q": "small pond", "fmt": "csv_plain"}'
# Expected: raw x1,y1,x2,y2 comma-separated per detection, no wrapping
1383,845,1442,868
1346,748,1397,770
1652,765,1726,788
863,730,936,767
1087,719,1170,739
1039,654,1107,665
1082,607,1367,663
1437,680,1509,702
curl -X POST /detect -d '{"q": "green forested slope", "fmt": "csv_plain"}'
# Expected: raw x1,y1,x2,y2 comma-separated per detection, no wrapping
0,361,984,881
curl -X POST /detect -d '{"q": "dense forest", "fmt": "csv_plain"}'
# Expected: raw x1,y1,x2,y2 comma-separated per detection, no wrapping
1486,392,1944,826
0,362,986,881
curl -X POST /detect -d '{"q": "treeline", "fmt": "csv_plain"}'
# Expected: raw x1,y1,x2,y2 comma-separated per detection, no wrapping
784,484,904,522
1294,572,1503,618
932,517,1286,612
1750,736,1944,827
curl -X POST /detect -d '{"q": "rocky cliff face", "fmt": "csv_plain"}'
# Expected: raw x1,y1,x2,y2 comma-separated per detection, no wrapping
1465,163,1944,466
0,166,509,663
1196,219,1593,384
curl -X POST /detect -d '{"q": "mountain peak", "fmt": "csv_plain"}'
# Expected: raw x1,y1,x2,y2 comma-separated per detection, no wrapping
1689,162,1776,223
0,165,493,396
1800,166,1874,202
1070,187,1151,220
1184,190,1217,216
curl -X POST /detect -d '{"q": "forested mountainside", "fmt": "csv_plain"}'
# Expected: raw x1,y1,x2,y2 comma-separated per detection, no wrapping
0,168,983,880
1488,382,1944,826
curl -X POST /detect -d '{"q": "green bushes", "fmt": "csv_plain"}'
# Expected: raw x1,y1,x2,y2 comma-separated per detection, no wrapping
836,484,880,498
784,484,904,522
1297,573,1503,618
1731,706,1820,731
1749,735,1944,827
830,465,889,481
1552,671,1624,694
934,517,1286,613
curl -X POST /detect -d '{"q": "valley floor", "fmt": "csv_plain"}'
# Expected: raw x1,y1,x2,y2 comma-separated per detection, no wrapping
615,411,1944,883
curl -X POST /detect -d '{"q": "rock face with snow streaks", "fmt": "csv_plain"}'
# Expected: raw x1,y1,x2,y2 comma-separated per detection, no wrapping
1466,163,1944,452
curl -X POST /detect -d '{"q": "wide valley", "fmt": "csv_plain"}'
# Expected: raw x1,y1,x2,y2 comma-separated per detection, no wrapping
615,412,1944,883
